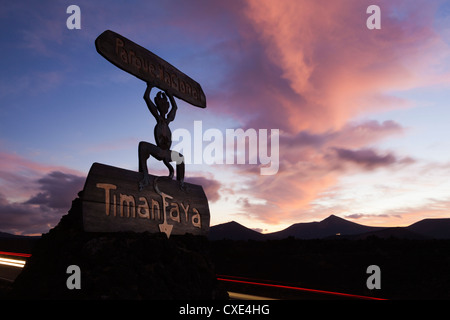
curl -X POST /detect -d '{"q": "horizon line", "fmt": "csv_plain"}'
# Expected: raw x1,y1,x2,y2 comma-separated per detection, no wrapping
212,214,450,235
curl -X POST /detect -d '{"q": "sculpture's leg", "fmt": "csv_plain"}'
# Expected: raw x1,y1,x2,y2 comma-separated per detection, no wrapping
138,141,157,190
138,141,148,173
163,158,174,180
139,143,186,191
171,151,185,190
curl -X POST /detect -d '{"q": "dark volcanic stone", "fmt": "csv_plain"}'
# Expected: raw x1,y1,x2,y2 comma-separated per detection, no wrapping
10,193,227,300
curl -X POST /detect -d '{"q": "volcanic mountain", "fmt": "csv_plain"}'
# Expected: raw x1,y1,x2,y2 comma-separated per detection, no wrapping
406,218,450,239
208,215,450,240
207,221,266,241
264,214,384,239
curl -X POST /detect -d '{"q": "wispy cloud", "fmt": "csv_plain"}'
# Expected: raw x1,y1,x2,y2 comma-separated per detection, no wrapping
0,149,225,234
0,170,84,236
0,151,85,235
24,171,85,210
186,175,221,203
331,147,415,170
348,196,450,227
345,213,402,220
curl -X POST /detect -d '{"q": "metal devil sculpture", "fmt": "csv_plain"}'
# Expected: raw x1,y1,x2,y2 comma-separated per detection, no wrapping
79,30,210,238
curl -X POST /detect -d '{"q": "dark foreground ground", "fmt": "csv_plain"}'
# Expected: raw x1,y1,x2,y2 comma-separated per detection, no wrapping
1,235,449,300
211,237,450,300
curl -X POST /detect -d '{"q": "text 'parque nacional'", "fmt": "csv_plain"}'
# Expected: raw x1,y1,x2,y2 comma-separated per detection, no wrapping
95,30,206,108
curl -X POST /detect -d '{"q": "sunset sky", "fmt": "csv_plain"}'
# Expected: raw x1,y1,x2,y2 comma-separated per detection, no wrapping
1,0,450,235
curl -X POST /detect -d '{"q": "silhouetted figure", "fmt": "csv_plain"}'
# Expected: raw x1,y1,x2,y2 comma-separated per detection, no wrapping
139,82,184,191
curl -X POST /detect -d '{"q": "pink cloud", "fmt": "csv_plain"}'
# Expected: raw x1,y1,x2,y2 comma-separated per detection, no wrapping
203,0,450,226
346,197,450,227
185,175,221,202
279,120,405,160
227,119,415,225
206,0,446,135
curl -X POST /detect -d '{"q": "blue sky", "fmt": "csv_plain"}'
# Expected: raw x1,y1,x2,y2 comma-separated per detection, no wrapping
1,0,450,235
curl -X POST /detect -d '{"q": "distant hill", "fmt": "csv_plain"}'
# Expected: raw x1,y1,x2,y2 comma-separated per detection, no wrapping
329,227,429,240
0,231,40,239
208,215,450,241
0,232,40,253
406,218,450,239
265,215,384,240
208,221,266,241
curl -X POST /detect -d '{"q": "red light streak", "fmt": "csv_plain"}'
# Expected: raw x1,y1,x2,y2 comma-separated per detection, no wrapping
217,275,388,300
0,251,32,258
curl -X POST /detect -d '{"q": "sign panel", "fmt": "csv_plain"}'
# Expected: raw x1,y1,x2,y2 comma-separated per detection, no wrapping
81,163,210,238
95,30,206,108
